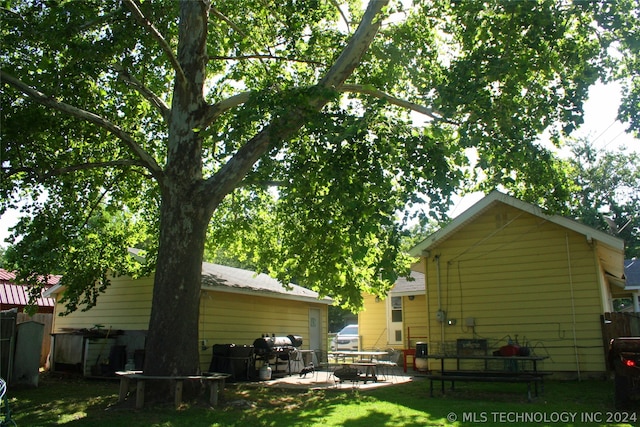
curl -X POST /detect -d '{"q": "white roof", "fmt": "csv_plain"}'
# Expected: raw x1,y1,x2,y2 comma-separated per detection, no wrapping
45,251,332,305
390,270,425,296
200,262,332,304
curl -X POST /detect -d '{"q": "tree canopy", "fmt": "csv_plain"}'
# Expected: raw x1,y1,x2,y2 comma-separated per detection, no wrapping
2,0,639,377
565,139,640,258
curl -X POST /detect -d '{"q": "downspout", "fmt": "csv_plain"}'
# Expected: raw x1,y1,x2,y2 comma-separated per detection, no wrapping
566,233,581,381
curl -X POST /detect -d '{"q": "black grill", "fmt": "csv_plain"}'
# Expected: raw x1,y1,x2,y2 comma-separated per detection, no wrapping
208,334,304,380
253,334,303,376
253,334,303,359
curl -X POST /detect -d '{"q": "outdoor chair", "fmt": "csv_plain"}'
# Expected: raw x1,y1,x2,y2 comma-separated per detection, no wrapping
314,349,337,383
375,349,400,382
313,349,327,381
0,378,16,427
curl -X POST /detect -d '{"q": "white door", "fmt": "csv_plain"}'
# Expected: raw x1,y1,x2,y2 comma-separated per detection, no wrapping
387,296,403,345
308,308,321,351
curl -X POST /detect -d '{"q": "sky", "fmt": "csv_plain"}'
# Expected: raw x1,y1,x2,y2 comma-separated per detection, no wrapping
1,82,638,246
447,81,639,218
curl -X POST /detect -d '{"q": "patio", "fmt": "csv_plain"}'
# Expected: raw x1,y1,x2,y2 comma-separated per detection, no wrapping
250,369,417,390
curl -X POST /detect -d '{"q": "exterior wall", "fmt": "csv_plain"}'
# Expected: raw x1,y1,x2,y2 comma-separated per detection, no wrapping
198,290,328,370
404,295,429,348
50,274,328,373
51,275,154,332
359,294,387,350
422,204,606,375
359,293,428,350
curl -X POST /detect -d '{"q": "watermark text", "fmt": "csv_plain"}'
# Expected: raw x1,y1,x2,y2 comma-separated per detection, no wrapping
445,411,637,424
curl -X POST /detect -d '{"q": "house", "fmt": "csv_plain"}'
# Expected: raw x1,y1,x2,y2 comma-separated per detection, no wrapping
615,259,640,310
0,268,58,314
625,259,640,291
0,268,59,372
44,260,332,376
359,191,627,377
358,270,428,352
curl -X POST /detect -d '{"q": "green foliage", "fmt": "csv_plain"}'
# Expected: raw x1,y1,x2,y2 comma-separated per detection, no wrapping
565,139,640,258
4,207,153,314
590,0,640,134
208,109,461,307
0,245,6,268
1,0,638,315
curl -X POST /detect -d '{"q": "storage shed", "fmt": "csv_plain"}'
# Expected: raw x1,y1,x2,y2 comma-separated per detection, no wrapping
45,260,331,376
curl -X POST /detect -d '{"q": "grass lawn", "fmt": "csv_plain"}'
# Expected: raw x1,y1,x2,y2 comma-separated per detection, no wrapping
3,372,639,426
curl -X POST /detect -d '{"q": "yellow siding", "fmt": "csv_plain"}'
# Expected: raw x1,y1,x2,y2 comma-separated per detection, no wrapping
52,275,154,331
51,275,328,373
404,295,428,348
359,293,428,350
198,290,327,370
423,204,606,374
359,294,387,349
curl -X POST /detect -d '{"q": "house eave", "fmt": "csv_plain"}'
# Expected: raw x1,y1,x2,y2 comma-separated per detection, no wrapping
390,289,425,297
201,283,333,305
409,191,625,268
45,280,332,306
42,283,63,298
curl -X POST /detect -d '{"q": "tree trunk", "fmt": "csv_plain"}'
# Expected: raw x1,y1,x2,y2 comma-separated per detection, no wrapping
143,187,209,378
137,0,388,394
142,0,210,381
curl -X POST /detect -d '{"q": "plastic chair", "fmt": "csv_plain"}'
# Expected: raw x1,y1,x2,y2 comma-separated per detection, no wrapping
0,378,16,427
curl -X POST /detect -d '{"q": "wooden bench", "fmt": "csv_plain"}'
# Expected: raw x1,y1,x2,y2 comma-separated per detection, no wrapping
426,371,550,401
116,371,231,409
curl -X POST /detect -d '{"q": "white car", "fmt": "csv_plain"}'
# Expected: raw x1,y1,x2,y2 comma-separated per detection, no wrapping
331,324,359,351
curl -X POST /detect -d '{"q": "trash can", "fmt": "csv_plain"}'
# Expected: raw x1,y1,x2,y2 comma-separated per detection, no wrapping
415,342,428,371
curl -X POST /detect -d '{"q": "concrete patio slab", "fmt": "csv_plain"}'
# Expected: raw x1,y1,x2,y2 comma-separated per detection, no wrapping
250,369,416,390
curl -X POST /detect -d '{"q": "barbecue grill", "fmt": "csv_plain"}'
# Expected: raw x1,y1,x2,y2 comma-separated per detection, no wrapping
253,334,303,375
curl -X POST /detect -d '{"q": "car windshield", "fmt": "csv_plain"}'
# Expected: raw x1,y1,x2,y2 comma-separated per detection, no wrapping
340,326,358,335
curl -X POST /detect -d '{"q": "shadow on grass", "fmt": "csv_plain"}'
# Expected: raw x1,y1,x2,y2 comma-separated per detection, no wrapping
364,377,636,426
7,373,637,427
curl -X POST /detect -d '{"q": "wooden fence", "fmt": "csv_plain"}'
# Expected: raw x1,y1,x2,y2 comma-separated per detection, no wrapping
600,312,640,369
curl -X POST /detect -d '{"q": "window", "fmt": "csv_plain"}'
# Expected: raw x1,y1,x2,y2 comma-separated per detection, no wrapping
387,296,403,345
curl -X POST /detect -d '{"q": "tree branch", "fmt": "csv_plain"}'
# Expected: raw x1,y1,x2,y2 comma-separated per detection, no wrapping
113,64,171,121
201,3,434,127
203,92,251,126
210,6,247,37
202,83,445,128
207,54,325,66
319,0,387,89
2,159,148,182
210,6,272,75
329,0,350,33
1,71,164,181
122,0,187,88
199,0,390,211
340,84,442,120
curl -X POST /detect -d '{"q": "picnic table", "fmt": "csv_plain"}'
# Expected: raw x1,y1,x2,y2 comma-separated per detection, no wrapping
328,351,390,383
116,371,231,409
424,354,550,401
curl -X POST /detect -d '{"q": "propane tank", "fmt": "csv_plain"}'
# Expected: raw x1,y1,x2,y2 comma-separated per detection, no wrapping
259,362,272,380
